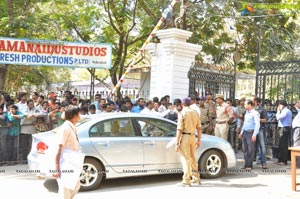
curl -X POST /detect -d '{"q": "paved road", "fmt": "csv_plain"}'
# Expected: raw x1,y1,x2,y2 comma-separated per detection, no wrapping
0,152,299,199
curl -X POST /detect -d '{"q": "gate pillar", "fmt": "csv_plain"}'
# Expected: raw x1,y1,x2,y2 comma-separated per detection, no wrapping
145,28,201,101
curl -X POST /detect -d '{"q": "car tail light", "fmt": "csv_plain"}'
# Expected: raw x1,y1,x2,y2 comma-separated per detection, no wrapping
37,142,48,153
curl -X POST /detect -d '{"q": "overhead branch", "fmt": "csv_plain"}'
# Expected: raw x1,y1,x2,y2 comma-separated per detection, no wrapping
72,23,87,42
139,0,159,22
102,0,121,35
126,0,138,35
128,34,149,46
87,68,113,90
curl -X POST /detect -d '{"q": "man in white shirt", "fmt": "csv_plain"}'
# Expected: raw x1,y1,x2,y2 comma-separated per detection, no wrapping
20,99,41,162
158,97,168,113
141,100,172,117
16,93,28,114
292,111,300,167
294,101,300,113
293,112,300,146
190,95,201,118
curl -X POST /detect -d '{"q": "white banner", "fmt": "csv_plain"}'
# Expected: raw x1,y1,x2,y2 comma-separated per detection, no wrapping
0,37,112,69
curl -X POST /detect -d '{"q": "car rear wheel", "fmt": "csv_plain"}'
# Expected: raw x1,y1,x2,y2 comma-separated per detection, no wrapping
80,158,104,191
199,150,225,178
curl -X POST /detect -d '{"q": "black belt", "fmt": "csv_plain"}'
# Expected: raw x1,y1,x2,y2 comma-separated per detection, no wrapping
244,130,254,133
182,132,195,135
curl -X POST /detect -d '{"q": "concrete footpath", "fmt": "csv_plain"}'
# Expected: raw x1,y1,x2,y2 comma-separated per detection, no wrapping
0,151,299,199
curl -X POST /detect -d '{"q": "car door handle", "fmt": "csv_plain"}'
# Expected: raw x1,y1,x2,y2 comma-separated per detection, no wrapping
97,142,110,147
144,141,157,146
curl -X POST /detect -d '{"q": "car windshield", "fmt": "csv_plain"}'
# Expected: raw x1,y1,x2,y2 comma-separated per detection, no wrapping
76,115,92,126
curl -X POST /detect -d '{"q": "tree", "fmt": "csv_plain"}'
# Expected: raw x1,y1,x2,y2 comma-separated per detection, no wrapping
0,0,12,92
0,0,299,97
0,0,73,94
0,0,167,96
180,0,300,69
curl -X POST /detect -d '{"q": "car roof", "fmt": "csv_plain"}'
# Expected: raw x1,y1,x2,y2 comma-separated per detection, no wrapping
79,112,177,124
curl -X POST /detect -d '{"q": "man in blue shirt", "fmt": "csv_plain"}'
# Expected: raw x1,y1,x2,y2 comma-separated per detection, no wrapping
0,103,9,165
276,100,292,165
93,94,101,110
239,99,260,170
7,104,25,164
131,98,145,113
252,96,268,169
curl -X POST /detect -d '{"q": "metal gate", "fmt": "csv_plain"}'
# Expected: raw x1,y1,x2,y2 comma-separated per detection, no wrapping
256,60,300,108
188,62,236,99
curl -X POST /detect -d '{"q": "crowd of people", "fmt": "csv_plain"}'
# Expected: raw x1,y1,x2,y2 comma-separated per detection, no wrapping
0,90,300,170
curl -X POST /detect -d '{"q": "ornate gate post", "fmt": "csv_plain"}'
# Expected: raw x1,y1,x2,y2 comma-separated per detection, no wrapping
145,28,201,101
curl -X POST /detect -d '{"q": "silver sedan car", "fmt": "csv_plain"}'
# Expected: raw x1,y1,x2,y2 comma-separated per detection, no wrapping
28,112,236,191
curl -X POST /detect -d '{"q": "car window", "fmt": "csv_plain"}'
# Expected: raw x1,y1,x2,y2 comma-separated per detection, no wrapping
76,116,92,126
135,118,176,137
89,118,135,137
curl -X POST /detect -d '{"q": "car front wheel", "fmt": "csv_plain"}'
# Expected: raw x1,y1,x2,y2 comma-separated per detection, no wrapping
80,158,104,191
199,150,226,178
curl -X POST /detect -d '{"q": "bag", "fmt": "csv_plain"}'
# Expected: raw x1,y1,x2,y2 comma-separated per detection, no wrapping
40,147,85,190
58,149,85,190
39,145,58,178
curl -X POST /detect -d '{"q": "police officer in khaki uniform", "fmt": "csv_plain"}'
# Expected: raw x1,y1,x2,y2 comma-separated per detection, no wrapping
175,97,201,187
198,96,211,135
236,97,246,150
214,94,234,140
237,97,246,132
205,91,216,135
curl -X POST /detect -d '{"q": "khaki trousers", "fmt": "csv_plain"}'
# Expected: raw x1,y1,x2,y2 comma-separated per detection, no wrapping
179,134,200,184
214,123,229,140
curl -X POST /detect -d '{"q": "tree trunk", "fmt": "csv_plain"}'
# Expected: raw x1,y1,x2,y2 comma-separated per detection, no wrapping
6,0,13,19
2,0,14,91
0,65,8,92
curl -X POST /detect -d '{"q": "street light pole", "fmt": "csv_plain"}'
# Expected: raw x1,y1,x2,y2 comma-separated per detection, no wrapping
90,68,95,102
255,20,263,102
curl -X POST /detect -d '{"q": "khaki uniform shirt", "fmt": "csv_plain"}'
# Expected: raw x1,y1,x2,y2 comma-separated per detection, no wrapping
237,105,246,116
177,107,201,133
205,100,216,119
216,102,234,122
199,104,209,124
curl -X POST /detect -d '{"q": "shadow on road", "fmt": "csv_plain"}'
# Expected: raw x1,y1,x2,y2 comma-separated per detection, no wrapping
200,182,267,188
43,179,58,193
77,171,260,193
41,151,291,193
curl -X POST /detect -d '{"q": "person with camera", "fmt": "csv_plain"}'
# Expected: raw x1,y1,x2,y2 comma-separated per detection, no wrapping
276,100,292,165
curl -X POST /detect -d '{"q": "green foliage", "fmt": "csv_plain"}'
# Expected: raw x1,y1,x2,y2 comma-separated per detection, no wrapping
5,65,71,94
0,0,300,94
0,0,107,93
185,0,300,70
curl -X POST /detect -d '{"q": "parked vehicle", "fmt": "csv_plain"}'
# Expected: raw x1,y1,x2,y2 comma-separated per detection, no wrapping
28,113,236,191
